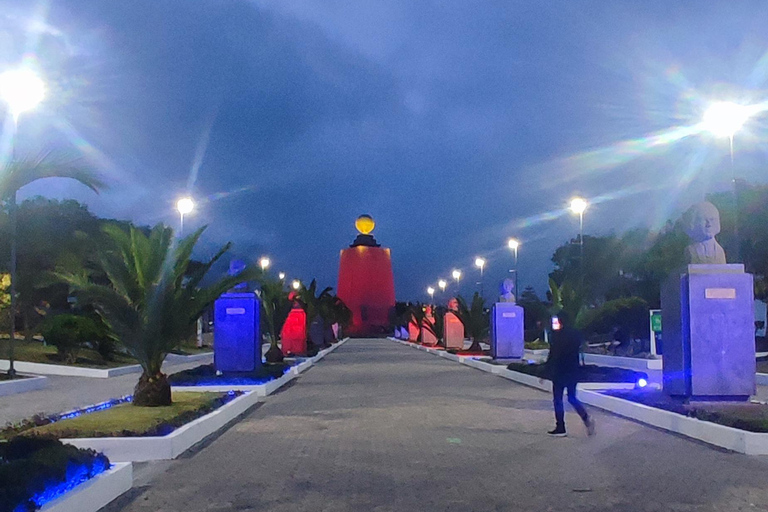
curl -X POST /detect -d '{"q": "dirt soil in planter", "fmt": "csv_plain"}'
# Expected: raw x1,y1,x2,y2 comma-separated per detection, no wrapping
7,391,238,439
605,389,768,433
506,362,647,383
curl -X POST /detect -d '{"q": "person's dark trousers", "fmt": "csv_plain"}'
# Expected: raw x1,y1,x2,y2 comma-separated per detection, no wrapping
553,380,589,429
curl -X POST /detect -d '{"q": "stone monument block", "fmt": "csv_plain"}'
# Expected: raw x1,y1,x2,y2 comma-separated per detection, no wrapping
281,307,307,356
661,264,755,399
408,321,420,342
491,302,524,359
421,323,438,345
214,292,261,372
444,311,464,350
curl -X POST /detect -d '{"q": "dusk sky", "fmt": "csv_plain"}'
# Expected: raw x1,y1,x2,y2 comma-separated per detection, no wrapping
2,1,768,300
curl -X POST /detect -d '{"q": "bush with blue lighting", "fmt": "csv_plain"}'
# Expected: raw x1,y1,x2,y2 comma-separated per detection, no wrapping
1,437,109,512
168,362,293,387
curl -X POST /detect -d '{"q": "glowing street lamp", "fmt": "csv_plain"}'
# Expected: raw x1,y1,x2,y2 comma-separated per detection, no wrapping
291,279,301,290
0,68,45,121
0,67,45,378
702,101,755,263
176,197,194,235
507,238,520,297
278,272,285,280
427,286,435,302
570,197,588,279
475,257,486,297
259,257,271,271
452,269,461,282
438,279,447,293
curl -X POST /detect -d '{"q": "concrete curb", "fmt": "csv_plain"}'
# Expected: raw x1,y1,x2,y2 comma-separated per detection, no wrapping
756,373,768,386
64,391,262,462
579,389,768,455
40,462,132,512
0,374,47,396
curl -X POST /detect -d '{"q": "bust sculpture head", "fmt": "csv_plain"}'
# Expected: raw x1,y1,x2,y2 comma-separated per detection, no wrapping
683,201,727,264
499,278,516,303
447,297,459,311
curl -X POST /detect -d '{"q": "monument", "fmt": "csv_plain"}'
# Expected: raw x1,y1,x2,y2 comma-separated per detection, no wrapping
661,201,755,399
214,262,261,372
444,297,464,350
281,295,307,356
408,319,420,342
491,278,524,359
421,305,438,345
337,215,396,337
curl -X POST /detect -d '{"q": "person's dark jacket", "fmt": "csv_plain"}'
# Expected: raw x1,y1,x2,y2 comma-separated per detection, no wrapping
543,325,583,383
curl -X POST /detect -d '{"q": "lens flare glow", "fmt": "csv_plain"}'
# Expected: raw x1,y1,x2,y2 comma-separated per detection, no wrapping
701,101,752,138
259,257,270,270
507,238,519,250
0,67,45,117
570,197,587,215
176,197,194,215
474,257,485,269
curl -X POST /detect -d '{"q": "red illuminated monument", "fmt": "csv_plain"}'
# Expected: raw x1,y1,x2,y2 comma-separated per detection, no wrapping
337,215,396,337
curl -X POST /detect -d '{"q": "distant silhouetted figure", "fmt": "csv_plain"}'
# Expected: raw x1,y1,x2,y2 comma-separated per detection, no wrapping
543,310,595,437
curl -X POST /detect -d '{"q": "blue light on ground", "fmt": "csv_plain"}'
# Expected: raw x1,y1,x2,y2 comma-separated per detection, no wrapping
15,460,110,512
54,395,133,422
185,365,292,387
637,378,648,388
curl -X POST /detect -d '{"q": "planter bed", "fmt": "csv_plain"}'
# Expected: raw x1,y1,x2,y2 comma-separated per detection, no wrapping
579,389,768,454
41,462,132,512
505,361,648,384
0,436,124,512
0,374,47,397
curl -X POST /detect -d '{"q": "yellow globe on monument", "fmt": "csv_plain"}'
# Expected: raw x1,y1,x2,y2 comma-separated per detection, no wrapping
355,214,375,235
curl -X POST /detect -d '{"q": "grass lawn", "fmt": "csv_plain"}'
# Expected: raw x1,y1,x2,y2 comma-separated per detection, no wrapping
15,392,232,439
0,337,136,368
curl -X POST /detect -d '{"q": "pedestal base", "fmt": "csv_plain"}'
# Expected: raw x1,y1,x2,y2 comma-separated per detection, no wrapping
491,303,524,359
661,264,755,399
444,312,464,350
214,293,261,372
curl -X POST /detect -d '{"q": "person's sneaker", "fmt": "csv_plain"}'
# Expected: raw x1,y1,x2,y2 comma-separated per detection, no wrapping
585,417,596,436
547,427,567,437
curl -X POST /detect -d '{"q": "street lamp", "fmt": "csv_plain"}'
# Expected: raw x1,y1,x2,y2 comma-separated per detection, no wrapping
438,279,447,294
291,279,301,290
278,272,285,280
507,238,520,298
259,257,271,272
176,197,194,235
570,197,587,276
452,269,461,294
427,286,435,303
702,101,755,263
475,257,486,297
0,67,45,378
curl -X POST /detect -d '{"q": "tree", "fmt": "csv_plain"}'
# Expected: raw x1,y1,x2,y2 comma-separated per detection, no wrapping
295,279,333,347
57,223,256,406
455,293,489,352
260,278,292,363
1,152,105,377
518,286,550,339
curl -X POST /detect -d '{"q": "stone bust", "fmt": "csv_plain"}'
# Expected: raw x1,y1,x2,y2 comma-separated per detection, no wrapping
499,278,516,303
683,201,727,264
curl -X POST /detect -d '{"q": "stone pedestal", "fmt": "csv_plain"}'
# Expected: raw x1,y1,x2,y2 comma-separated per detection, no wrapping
408,321,420,342
444,312,464,350
421,319,438,345
214,293,261,372
281,307,307,356
661,264,756,399
491,303,524,359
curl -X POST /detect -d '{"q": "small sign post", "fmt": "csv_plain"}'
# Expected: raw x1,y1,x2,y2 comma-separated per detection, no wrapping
649,309,662,356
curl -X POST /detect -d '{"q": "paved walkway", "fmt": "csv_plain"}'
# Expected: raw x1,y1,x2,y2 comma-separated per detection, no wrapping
103,339,768,511
0,354,212,425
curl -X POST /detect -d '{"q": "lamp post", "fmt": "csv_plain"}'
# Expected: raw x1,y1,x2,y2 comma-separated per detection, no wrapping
176,197,194,235
427,286,435,304
259,257,271,272
702,101,753,263
452,269,461,295
570,197,588,282
291,279,301,291
474,257,486,297
507,238,520,299
278,272,285,281
438,279,447,299
0,67,45,378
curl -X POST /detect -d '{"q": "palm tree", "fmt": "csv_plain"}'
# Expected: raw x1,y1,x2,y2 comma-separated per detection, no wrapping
260,278,292,363
318,294,352,341
455,293,489,352
58,223,256,406
296,279,332,349
2,151,105,377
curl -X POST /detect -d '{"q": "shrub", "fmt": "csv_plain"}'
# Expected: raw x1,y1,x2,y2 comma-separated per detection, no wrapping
0,436,109,512
579,297,649,340
40,314,100,364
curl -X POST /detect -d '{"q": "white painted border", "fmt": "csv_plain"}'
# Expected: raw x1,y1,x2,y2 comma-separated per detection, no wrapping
0,352,213,379
171,337,349,395
583,353,663,371
0,374,46,396
579,389,768,455
40,462,132,512
64,391,262,462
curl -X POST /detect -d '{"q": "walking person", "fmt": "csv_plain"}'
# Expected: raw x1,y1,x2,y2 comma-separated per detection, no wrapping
542,310,595,437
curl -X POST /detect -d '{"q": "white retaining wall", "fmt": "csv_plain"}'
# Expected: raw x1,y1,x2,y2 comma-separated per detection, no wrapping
41,463,132,512
0,374,47,396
